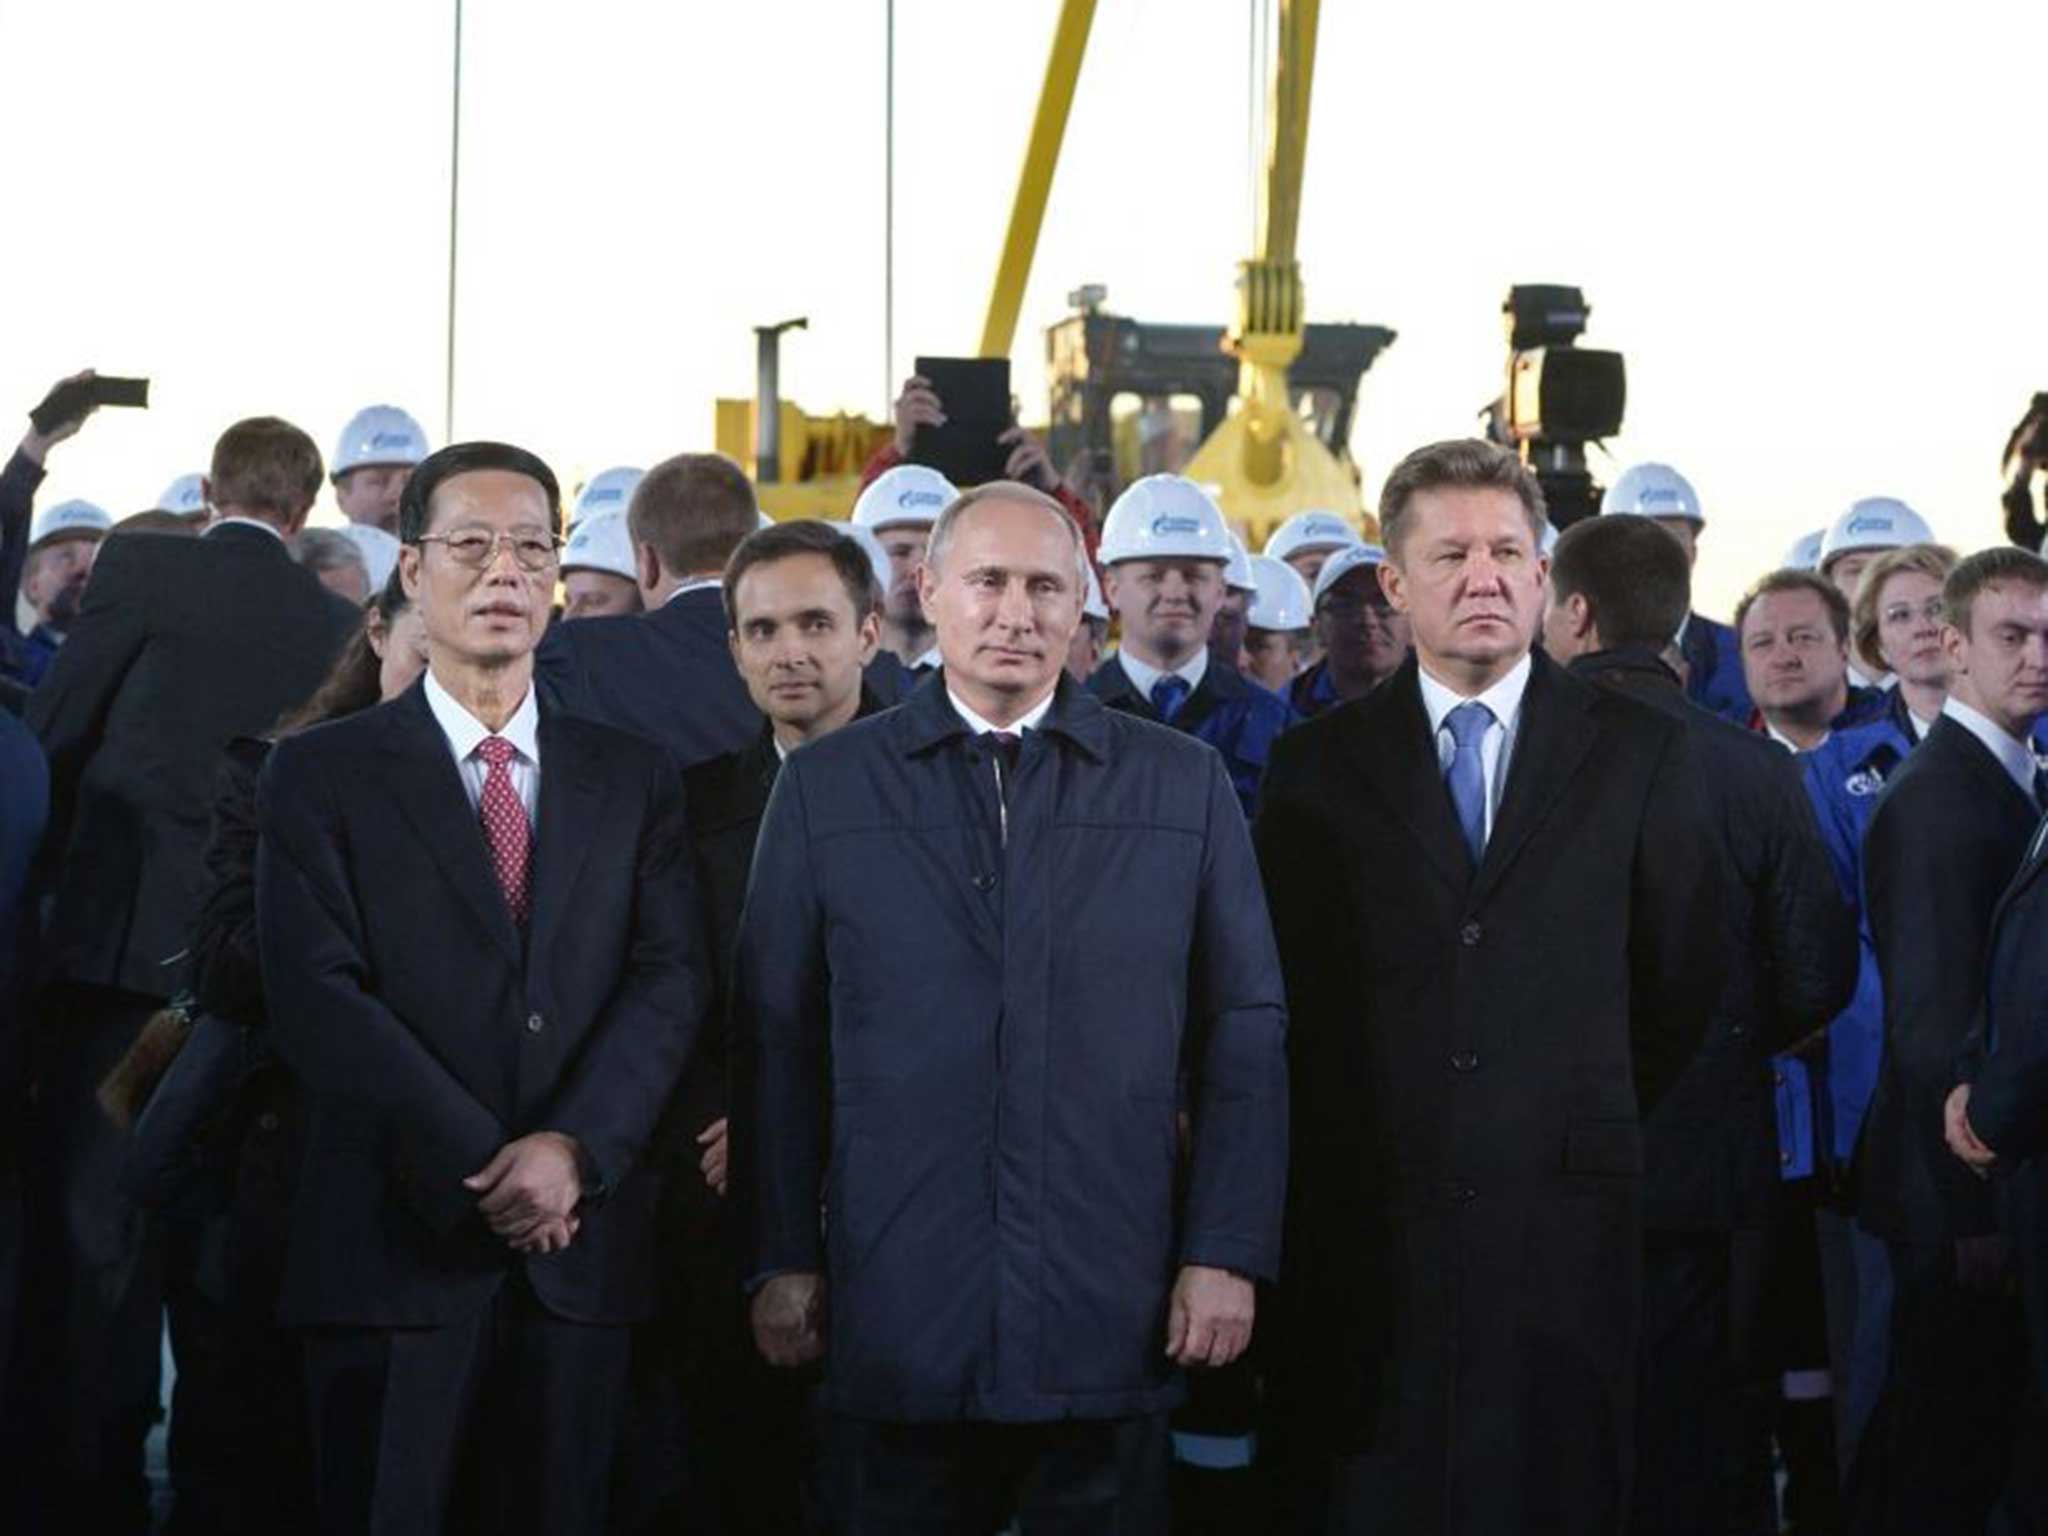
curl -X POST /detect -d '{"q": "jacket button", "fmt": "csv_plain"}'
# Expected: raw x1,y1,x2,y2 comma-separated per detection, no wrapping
973,873,997,892
1459,921,1483,947
1450,1050,1479,1073
526,1013,545,1034
257,1112,280,1133
1780,1150,1793,1165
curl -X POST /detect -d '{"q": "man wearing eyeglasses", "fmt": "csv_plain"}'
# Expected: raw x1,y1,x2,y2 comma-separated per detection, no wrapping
256,441,710,1535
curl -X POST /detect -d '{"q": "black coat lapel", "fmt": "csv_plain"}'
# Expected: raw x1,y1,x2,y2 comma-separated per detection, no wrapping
528,710,605,958
1472,652,1597,903
1342,657,1471,895
381,684,524,968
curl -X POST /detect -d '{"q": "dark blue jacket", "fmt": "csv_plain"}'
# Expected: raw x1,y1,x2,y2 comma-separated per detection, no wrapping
535,585,760,769
0,708,46,1031
730,672,1288,1423
1086,654,1297,816
1679,611,1752,724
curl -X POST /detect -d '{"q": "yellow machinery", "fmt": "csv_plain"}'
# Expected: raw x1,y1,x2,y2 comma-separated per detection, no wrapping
724,0,1373,541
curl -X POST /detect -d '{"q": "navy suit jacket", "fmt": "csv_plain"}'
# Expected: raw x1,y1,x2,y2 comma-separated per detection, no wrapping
534,585,760,768
256,680,710,1328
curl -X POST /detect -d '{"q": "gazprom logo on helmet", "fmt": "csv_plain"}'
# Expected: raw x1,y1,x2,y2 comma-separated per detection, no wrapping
1642,487,1683,508
587,487,622,505
1151,514,1205,537
898,489,945,510
1302,515,1349,540
369,431,414,451
1846,514,1896,536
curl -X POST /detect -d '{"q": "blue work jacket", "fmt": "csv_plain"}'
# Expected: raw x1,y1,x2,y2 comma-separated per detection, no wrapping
1086,654,1297,816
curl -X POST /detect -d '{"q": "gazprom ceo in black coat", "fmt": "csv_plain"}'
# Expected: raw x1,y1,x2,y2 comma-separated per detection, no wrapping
1256,439,1722,1536
730,480,1288,1534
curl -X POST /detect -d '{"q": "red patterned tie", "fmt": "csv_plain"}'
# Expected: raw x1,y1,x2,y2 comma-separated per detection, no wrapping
474,736,532,925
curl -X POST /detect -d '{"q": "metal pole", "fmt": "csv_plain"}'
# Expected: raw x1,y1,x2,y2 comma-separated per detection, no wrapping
443,0,464,442
755,318,808,484
884,0,895,412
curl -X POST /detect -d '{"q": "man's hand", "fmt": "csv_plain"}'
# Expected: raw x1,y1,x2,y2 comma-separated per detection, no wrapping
464,1131,584,1249
20,368,99,465
1165,1264,1255,1367
697,1116,729,1196
750,1271,827,1367
2001,395,2048,550
1944,1083,1997,1177
892,375,945,456
1000,425,1062,493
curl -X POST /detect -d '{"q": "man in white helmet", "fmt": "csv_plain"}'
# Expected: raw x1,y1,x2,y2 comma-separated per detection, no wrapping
567,466,644,531
558,509,645,621
2,371,110,685
6,499,113,688
1239,554,1314,694
1602,463,1754,724
1087,475,1297,815
1818,498,1938,689
1262,508,1363,590
1208,534,1258,673
851,463,956,669
1289,542,1411,717
330,404,430,535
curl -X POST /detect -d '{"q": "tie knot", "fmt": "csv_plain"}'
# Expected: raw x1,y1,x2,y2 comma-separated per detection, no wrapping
1445,700,1494,749
475,735,516,769
1150,674,1192,721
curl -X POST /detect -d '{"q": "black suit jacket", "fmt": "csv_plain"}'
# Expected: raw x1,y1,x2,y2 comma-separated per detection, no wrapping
1570,649,1855,1232
255,681,710,1328
1964,816,2048,1393
28,523,359,997
1255,650,1721,1535
534,586,760,769
1858,714,2037,1244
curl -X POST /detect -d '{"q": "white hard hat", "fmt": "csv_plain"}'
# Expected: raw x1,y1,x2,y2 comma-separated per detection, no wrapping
1782,528,1825,572
331,405,430,479
822,520,893,598
1602,462,1703,525
339,524,401,592
852,464,957,531
155,472,208,520
1262,508,1362,564
1083,561,1109,622
1098,475,1234,565
560,509,638,582
570,466,643,528
1246,554,1313,632
29,498,112,549
1224,533,1257,594
1310,541,1389,608
1539,521,1559,558
1819,497,1935,569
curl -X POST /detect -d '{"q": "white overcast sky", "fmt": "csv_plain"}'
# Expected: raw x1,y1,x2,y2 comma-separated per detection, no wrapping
3,0,2045,616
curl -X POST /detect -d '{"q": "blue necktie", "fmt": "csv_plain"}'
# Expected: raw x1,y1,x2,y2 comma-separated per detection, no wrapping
1150,674,1192,725
1443,700,1494,865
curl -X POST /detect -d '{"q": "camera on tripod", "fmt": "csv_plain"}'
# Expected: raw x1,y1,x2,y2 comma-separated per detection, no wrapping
1497,284,1626,531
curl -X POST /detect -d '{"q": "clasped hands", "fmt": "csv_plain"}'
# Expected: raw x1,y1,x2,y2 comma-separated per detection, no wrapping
463,1131,585,1255
749,1263,1255,1369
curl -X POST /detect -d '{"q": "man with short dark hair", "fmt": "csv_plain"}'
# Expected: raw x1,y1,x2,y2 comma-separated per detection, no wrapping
10,414,360,1532
732,482,1286,1532
1544,514,1853,1536
1259,438,1721,1535
258,441,709,1535
1290,542,1408,716
1736,569,1884,750
536,451,761,767
618,520,888,1533
1847,545,2048,1533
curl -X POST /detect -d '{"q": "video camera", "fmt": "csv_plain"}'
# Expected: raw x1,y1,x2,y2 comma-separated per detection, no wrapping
1494,285,1625,530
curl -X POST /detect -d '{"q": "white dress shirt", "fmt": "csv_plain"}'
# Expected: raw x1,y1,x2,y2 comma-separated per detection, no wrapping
947,687,1056,737
1416,653,1532,845
1764,723,1822,755
662,576,723,605
205,515,285,543
1115,645,1208,703
912,645,942,672
423,669,541,823
1942,695,2041,802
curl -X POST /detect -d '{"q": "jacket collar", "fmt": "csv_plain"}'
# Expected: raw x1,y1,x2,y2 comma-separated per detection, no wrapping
896,668,1109,762
1568,644,1681,695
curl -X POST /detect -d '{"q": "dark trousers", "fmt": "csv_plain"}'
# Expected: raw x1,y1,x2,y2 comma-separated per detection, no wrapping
302,1277,632,1536
3,985,165,1535
1843,1238,2030,1536
824,1413,1168,1535
1631,1233,1741,1536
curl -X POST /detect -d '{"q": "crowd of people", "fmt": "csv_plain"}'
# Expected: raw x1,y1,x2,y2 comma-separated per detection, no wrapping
2,366,2048,1536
